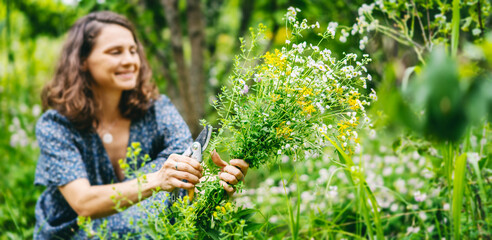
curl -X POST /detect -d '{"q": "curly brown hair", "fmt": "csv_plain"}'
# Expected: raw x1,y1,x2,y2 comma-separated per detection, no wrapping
41,11,158,131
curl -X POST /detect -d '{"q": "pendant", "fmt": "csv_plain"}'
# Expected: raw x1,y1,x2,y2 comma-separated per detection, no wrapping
102,133,113,144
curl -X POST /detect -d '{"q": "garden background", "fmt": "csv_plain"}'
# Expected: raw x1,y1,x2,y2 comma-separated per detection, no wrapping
1,0,491,239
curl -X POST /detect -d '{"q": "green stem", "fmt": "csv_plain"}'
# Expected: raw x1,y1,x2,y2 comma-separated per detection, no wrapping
325,136,384,239
451,0,460,57
279,165,298,240
452,153,467,239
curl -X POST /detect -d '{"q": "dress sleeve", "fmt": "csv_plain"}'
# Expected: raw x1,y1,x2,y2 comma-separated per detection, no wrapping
138,95,193,174
34,111,88,187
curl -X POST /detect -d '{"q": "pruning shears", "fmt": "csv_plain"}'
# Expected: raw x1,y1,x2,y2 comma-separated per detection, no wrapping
170,125,212,203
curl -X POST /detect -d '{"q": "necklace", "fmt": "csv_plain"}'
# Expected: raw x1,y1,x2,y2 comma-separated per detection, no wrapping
100,119,117,144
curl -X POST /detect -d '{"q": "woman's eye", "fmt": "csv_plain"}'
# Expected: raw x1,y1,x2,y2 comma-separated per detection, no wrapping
110,51,121,55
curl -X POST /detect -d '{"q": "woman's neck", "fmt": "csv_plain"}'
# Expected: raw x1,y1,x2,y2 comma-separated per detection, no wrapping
95,89,123,124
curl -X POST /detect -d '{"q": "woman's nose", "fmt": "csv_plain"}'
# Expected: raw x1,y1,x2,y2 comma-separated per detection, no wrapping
121,51,138,65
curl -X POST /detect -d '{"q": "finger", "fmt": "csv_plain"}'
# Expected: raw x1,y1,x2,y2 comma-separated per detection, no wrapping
220,180,235,195
211,150,228,169
229,159,249,176
173,154,203,172
171,178,194,190
219,172,238,185
223,165,244,182
175,162,203,178
172,171,200,185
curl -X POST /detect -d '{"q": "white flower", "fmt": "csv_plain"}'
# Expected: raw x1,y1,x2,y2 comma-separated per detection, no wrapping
358,3,375,15
277,150,282,155
285,39,291,44
240,84,249,95
443,203,450,211
419,211,428,221
390,203,399,212
382,167,392,176
394,178,407,193
327,186,338,198
434,13,447,24
339,29,349,43
300,174,309,182
326,22,338,37
359,36,368,50
369,129,376,139
414,191,427,202
369,89,377,101
300,19,309,29
467,152,480,164
407,226,420,234
32,104,41,117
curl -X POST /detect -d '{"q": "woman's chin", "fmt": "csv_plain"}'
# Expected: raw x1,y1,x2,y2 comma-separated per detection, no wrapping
115,78,138,90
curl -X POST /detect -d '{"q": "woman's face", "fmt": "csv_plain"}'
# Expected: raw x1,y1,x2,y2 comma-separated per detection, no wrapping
85,24,140,93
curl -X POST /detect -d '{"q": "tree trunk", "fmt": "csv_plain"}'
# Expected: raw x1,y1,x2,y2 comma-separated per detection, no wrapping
161,0,201,137
186,0,206,120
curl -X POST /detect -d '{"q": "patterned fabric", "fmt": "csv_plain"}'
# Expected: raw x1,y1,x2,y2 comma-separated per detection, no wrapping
34,95,192,239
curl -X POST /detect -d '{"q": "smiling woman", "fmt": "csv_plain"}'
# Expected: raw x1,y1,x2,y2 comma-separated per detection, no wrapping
35,11,249,239
85,24,141,92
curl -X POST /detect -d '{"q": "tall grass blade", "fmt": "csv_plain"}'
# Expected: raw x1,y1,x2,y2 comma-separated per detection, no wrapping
451,0,460,57
326,136,384,239
452,153,467,239
279,165,298,240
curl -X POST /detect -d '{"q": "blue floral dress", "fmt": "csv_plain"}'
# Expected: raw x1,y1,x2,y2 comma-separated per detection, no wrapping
34,95,192,239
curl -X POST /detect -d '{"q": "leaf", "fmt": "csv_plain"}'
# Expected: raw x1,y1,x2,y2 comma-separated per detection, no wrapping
235,208,258,219
199,224,220,240
243,222,265,232
452,153,467,239
451,0,460,57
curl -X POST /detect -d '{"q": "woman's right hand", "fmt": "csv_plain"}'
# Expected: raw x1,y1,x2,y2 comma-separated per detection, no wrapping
151,154,203,192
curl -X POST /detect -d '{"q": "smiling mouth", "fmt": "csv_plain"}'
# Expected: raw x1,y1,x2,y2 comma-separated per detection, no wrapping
115,71,136,80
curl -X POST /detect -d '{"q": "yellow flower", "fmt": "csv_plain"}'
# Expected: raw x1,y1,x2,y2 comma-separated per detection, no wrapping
225,202,232,210
302,105,316,114
131,142,141,149
263,49,286,70
348,97,360,110
213,212,218,218
276,125,293,139
338,122,349,131
271,94,281,102
300,87,313,96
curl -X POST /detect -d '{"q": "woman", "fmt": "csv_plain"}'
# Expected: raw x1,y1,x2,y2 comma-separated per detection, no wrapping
34,11,248,239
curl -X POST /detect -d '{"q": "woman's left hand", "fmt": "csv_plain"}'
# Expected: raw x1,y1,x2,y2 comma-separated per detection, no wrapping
211,150,249,196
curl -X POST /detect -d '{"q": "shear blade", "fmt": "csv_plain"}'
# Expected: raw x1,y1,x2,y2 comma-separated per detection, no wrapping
194,125,212,151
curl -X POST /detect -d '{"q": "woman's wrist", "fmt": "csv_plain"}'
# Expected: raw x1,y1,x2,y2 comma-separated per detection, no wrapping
145,172,162,192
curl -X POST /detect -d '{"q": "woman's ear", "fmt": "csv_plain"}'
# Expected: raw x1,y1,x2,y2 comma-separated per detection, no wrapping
81,60,88,71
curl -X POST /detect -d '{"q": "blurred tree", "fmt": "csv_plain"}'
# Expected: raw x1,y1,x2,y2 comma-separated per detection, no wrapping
3,0,368,136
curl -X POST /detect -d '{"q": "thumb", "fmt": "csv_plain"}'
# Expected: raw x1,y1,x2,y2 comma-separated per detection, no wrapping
211,150,228,169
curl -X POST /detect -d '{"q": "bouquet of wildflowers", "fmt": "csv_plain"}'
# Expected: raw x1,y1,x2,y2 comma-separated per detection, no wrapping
80,7,378,238
190,6,377,234
208,7,376,170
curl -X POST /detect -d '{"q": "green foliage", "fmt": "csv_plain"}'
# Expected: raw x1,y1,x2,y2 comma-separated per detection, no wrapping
1,0,492,239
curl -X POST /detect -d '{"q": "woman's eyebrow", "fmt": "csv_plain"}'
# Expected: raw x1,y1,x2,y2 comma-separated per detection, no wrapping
103,43,137,50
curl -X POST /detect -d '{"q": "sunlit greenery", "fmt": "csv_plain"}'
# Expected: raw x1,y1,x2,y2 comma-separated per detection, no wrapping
1,0,491,239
